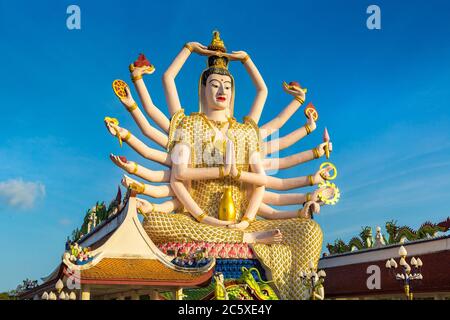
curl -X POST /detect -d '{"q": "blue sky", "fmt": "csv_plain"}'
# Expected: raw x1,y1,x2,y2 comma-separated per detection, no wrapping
0,0,449,291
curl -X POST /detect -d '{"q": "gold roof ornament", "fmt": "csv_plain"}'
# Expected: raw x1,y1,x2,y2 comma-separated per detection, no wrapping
208,30,227,53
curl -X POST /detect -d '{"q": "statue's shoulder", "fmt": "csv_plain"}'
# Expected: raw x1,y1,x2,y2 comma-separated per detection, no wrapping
238,116,260,139
167,109,191,151
242,116,259,131
230,116,262,153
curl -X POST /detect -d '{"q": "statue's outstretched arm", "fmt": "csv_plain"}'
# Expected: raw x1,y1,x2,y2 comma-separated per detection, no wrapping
259,100,303,139
265,175,308,190
162,47,188,116
105,121,171,167
265,165,333,191
110,155,171,183
258,203,299,219
263,117,316,156
121,175,174,198
258,201,319,220
227,52,267,124
259,83,307,139
116,86,168,147
263,191,308,205
129,64,171,132
162,42,215,116
263,142,329,171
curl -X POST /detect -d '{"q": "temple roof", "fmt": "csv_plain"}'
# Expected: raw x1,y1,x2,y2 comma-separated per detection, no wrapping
19,194,215,299
319,235,450,298
78,258,213,286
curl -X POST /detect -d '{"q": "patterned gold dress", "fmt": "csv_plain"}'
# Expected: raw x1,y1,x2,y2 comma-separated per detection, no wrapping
143,109,323,300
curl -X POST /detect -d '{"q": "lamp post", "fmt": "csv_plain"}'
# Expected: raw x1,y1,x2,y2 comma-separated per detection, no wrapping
300,260,326,300
385,245,423,300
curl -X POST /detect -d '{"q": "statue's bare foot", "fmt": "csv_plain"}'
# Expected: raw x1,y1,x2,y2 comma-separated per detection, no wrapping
135,198,153,215
244,229,283,244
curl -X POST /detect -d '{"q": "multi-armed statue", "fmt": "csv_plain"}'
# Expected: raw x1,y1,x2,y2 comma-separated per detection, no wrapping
104,31,340,300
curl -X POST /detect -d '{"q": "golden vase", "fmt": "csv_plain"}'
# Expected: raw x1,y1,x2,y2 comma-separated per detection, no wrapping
218,187,236,222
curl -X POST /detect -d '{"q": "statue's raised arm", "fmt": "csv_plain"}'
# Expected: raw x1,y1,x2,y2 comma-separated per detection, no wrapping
260,82,307,139
128,54,171,133
225,48,268,124
162,41,217,116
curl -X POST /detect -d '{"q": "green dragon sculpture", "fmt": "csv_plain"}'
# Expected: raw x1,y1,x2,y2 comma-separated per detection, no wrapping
326,226,373,255
385,220,444,244
327,219,448,255
211,268,279,300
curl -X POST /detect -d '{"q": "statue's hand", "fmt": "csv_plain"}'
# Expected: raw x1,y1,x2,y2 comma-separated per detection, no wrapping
104,120,129,140
136,198,154,214
121,174,145,193
315,142,333,158
299,201,320,218
306,115,317,131
226,139,238,177
130,64,155,77
283,81,306,101
226,50,248,62
227,220,250,230
313,185,335,205
118,87,137,110
313,165,333,184
109,154,136,174
187,42,214,56
129,53,155,77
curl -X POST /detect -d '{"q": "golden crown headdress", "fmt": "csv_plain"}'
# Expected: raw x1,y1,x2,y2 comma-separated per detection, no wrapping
207,30,229,70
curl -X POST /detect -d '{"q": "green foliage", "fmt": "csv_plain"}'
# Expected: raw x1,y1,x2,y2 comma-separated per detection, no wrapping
0,292,15,300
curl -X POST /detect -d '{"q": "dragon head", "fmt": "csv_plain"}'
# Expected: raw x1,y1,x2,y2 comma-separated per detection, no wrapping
360,226,372,239
437,217,450,232
386,220,398,234
326,243,334,254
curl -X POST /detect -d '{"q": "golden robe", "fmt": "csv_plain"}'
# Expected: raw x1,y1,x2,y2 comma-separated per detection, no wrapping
143,110,323,300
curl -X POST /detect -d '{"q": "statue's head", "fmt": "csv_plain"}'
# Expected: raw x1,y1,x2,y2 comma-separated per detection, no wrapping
199,31,235,116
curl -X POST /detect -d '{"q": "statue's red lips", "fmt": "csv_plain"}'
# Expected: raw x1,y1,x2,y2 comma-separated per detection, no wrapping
217,96,226,102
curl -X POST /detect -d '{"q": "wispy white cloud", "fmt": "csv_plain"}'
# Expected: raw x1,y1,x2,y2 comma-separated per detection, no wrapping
0,178,46,210
58,218,72,226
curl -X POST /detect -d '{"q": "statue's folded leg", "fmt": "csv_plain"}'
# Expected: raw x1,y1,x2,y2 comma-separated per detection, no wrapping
142,212,244,245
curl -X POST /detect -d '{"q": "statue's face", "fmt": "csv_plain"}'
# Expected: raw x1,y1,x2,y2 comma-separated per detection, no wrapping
204,74,232,111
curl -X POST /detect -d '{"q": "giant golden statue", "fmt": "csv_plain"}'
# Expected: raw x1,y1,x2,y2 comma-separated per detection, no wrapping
105,31,339,299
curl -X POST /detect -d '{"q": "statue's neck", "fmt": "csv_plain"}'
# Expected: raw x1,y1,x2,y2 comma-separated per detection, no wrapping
203,108,229,122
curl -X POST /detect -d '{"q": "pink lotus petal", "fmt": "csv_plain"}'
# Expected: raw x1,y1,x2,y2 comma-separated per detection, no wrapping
323,127,330,142
218,248,228,258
